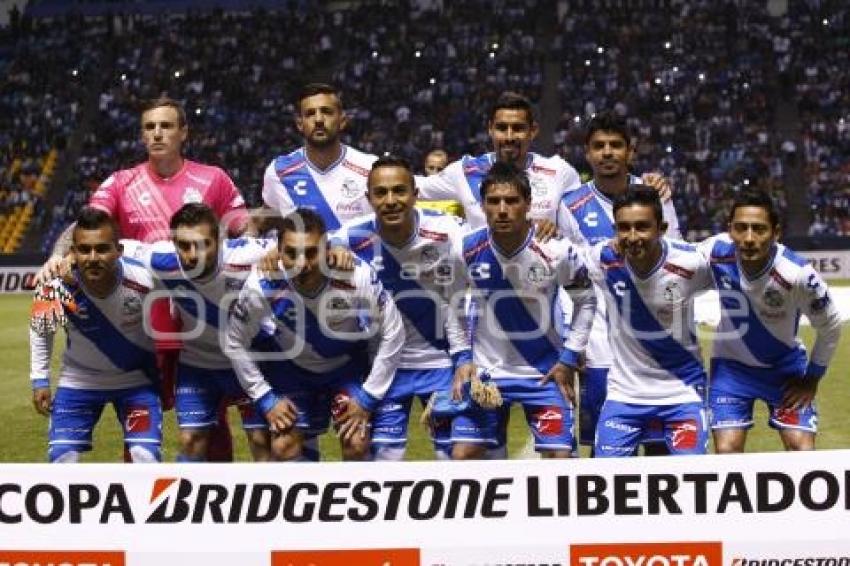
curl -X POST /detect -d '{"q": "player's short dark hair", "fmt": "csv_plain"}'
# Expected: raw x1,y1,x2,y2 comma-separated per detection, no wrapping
585,110,633,147
141,96,187,127
170,203,220,241
297,83,341,111
480,161,532,202
729,190,780,228
74,207,119,243
612,185,663,226
280,208,327,237
368,155,415,188
488,91,536,124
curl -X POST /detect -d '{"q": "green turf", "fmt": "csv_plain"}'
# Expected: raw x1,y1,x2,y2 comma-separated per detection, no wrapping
0,292,847,462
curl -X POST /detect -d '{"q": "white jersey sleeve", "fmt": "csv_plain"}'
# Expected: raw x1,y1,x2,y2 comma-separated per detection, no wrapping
414,161,465,201
794,264,843,377
557,244,595,362
261,160,295,217
357,268,405,405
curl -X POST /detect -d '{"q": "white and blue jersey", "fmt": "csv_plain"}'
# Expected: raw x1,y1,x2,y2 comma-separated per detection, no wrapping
557,176,681,369
122,237,275,370
30,258,157,392
701,234,842,380
226,263,405,416
584,238,713,406
262,145,378,231
334,208,471,370
461,226,595,380
416,152,581,230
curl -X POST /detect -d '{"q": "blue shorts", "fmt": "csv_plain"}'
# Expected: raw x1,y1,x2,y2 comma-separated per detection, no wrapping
710,360,817,433
176,364,266,430
595,400,708,457
267,362,364,435
372,367,452,449
462,378,575,453
49,385,162,462
579,367,608,446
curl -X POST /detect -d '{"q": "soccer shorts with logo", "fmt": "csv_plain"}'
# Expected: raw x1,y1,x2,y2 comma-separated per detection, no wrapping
710,359,818,433
175,364,267,430
266,361,365,436
595,400,708,457
48,385,162,462
461,378,575,453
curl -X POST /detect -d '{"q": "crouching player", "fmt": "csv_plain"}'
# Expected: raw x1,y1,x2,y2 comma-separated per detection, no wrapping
584,188,714,456
227,209,405,461
459,163,596,458
122,203,276,461
29,208,162,462
701,190,843,452
334,156,495,460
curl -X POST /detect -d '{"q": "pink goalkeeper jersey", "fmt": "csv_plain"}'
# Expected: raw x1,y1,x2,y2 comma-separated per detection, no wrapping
89,160,248,242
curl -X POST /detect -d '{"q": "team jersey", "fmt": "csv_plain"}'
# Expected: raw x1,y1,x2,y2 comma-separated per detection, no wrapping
584,238,713,405
333,208,471,370
89,160,248,241
122,237,276,369
30,258,156,391
226,262,405,412
700,234,843,377
461,226,595,380
557,177,681,368
262,145,378,231
415,152,581,230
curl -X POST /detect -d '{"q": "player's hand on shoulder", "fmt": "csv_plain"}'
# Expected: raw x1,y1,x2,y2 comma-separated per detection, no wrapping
534,218,559,243
32,388,52,416
641,172,672,201
259,248,281,276
326,246,355,272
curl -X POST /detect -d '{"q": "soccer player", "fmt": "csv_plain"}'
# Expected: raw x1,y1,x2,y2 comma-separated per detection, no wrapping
259,83,378,232
701,190,843,452
415,91,581,230
38,96,249,461
583,188,712,457
122,203,276,461
226,209,405,461
29,208,161,463
424,149,449,176
459,163,596,458
557,111,680,455
334,156,491,460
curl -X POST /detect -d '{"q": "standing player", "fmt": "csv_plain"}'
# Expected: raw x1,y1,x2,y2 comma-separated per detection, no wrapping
30,208,161,463
259,83,378,232
226,209,405,461
583,188,712,457
39,96,249,461
122,203,276,461
334,156,491,460
557,111,680,455
459,163,596,458
701,191,843,452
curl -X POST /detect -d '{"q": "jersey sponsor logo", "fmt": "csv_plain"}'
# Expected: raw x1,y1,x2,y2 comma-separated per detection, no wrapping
292,179,308,196
125,407,151,433
335,201,364,215
668,419,699,450
0,551,125,565
532,406,564,436
571,542,722,566
342,159,371,177
583,211,599,227
603,418,641,434
182,187,203,204
469,262,491,281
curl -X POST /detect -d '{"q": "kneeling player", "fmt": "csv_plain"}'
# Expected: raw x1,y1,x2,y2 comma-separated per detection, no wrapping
227,209,405,461
701,191,842,452
584,188,713,456
29,208,162,463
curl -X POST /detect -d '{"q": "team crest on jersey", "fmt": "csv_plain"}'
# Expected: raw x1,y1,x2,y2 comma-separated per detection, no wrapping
183,187,203,204
531,178,548,198
526,262,552,284
138,191,153,206
663,282,682,302
121,292,143,324
420,245,440,265
340,179,361,199
225,276,244,292
763,288,785,308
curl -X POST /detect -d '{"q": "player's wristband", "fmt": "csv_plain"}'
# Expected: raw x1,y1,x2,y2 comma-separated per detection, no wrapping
558,348,581,368
805,362,827,380
256,390,281,416
451,349,473,370
31,378,49,391
352,386,380,413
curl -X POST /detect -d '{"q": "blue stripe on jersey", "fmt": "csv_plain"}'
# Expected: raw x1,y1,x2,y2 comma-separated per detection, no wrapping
560,184,615,244
343,219,378,264
600,246,705,389
461,154,491,204
150,251,180,272
782,247,808,267
378,245,449,353
275,151,341,230
160,277,224,330
710,241,805,371
64,283,156,379
465,230,559,375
